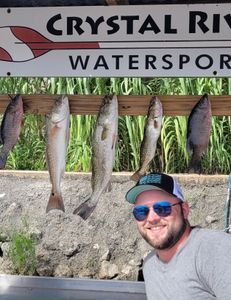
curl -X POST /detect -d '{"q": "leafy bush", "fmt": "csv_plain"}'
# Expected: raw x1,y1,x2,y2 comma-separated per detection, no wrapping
9,218,37,275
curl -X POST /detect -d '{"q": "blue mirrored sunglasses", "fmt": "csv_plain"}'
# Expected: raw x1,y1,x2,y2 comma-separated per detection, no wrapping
133,201,182,221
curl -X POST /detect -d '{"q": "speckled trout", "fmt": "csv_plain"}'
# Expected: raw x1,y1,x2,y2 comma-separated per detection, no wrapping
130,96,163,182
187,94,212,174
46,95,70,212
0,94,23,169
74,94,118,220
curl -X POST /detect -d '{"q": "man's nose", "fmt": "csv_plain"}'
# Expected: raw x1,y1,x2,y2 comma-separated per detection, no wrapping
146,207,161,223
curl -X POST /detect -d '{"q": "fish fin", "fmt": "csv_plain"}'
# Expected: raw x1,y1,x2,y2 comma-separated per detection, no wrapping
50,125,60,138
46,192,65,213
73,201,97,220
0,151,8,169
101,124,109,140
130,171,143,182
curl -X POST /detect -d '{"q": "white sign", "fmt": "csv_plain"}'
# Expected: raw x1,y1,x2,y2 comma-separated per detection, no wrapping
0,4,231,77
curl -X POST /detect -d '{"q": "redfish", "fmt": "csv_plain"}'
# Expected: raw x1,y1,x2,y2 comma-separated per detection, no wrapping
74,94,118,220
187,94,212,174
130,96,163,181
46,95,70,212
0,94,23,169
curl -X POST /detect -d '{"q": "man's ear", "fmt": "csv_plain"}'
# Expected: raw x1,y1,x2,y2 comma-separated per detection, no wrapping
182,202,190,219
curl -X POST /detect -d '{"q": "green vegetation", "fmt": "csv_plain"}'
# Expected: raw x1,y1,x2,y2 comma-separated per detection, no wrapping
0,77,230,174
8,217,37,275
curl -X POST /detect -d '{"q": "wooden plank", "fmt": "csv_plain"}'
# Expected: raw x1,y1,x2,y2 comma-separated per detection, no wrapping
0,94,230,116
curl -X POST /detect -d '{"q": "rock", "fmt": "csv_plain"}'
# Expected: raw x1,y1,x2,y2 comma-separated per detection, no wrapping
0,233,9,242
28,227,43,241
205,215,218,224
77,269,95,278
0,257,13,274
36,248,53,276
54,263,73,277
99,261,119,279
1,242,10,257
36,265,54,276
128,258,142,267
121,264,133,275
119,264,139,281
59,241,82,257
6,202,22,214
93,243,99,249
100,249,111,261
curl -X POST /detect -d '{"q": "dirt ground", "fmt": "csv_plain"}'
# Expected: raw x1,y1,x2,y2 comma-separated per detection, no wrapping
0,171,229,279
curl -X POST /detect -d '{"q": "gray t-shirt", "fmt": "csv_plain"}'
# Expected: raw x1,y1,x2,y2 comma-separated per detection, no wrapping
143,227,231,300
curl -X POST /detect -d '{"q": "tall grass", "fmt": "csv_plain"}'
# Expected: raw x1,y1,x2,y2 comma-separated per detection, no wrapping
0,77,230,174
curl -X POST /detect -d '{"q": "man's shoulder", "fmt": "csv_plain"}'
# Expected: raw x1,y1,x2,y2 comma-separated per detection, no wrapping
191,226,231,249
192,226,230,240
143,249,155,265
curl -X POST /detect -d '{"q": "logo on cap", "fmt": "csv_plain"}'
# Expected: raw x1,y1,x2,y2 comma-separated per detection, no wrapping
139,174,161,185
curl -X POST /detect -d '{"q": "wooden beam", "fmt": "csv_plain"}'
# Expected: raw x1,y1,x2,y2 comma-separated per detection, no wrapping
0,94,230,116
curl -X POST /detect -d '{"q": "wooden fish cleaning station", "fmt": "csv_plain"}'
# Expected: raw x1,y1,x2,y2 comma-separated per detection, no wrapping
0,0,231,299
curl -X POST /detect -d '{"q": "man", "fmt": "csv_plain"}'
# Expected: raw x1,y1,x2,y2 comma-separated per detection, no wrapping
125,172,231,300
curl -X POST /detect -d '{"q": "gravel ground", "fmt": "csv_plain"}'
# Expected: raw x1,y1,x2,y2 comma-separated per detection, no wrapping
0,171,229,279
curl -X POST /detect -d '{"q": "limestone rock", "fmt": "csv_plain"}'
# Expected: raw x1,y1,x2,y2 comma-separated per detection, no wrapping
99,261,119,279
54,263,73,277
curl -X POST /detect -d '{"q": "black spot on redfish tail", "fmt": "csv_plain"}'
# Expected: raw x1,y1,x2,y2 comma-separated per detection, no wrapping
46,192,65,213
73,202,97,220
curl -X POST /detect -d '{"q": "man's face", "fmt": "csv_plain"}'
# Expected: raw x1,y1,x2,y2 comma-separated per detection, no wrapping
134,190,189,250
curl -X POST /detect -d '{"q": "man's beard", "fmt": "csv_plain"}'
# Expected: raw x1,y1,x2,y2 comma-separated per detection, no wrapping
141,214,187,250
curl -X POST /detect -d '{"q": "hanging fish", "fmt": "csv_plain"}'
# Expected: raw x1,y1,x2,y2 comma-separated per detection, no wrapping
186,94,212,174
130,96,163,182
74,94,118,220
46,95,70,213
0,94,23,169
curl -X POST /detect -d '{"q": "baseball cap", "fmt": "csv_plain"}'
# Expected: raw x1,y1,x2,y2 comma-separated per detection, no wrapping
126,172,184,204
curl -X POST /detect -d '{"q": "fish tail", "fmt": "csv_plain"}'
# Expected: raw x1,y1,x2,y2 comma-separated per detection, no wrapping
73,198,97,220
188,157,202,174
130,170,144,182
46,192,65,213
0,151,8,169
